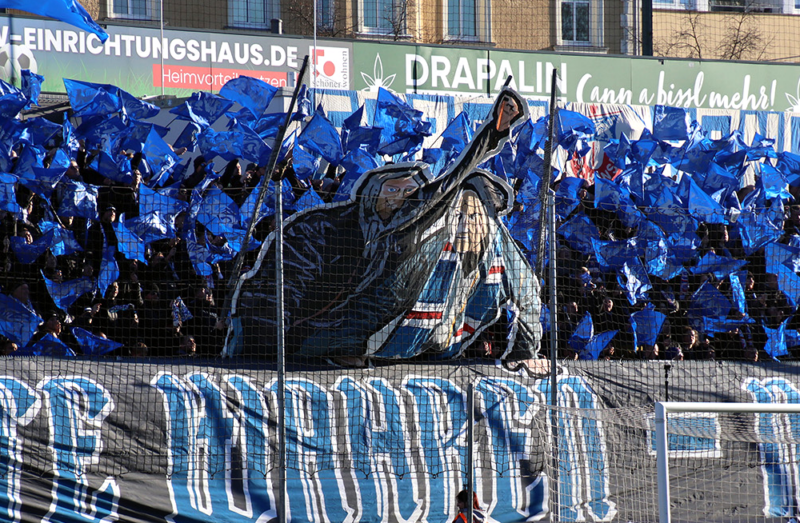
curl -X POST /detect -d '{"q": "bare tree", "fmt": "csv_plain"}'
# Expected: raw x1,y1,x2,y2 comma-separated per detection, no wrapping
653,1,772,61
383,0,416,41
716,7,772,60
283,0,356,38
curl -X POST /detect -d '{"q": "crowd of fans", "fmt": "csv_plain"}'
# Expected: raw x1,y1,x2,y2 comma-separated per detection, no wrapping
0,141,346,358
541,177,800,362
1,81,798,363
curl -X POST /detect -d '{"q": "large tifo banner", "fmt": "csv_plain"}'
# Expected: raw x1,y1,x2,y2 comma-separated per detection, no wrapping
1,359,800,523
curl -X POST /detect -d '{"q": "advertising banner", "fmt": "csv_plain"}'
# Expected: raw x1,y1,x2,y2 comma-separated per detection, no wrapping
0,16,352,97
352,41,800,112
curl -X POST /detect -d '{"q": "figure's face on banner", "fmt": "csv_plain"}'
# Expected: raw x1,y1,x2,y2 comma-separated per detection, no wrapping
376,176,420,220
454,191,489,255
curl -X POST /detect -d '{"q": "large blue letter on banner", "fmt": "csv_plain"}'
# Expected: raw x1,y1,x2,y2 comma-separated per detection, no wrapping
0,377,40,523
37,377,119,523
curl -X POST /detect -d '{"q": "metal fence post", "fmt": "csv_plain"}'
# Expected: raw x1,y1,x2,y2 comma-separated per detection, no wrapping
467,381,475,523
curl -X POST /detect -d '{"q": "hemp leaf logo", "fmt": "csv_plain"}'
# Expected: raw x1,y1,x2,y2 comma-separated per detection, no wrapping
361,54,396,92
785,77,800,112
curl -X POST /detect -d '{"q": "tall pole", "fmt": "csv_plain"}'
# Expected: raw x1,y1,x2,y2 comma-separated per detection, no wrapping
312,0,317,108
534,69,559,277
160,0,165,97
547,189,559,521
8,13,15,87
642,0,653,56
466,382,475,523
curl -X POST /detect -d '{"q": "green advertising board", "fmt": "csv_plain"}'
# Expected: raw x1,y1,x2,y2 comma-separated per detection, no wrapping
0,16,352,98
352,41,800,112
4,14,800,112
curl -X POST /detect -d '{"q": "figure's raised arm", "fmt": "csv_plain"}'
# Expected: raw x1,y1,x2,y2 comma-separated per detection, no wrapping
407,88,529,210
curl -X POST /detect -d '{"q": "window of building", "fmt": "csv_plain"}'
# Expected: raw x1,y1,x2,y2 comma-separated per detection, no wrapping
229,0,278,28
556,0,603,47
362,0,397,34
318,0,335,31
655,0,791,12
561,0,590,43
444,0,489,41
109,0,152,19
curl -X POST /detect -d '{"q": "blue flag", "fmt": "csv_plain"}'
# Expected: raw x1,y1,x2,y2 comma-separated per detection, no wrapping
691,252,747,279
239,178,295,228
19,167,65,199
184,219,213,278
169,92,233,126
297,109,344,165
9,235,50,264
63,79,121,118
0,172,20,214
0,79,28,120
618,260,651,306
0,294,42,347
98,244,119,297
631,307,666,348
88,151,133,184
336,149,380,201
653,105,691,141
685,175,727,224
124,211,174,245
764,319,789,361
119,89,159,120
0,0,108,42
139,185,189,219
555,109,594,155
689,281,731,319
293,84,312,121
113,218,147,264
20,69,44,108
219,76,278,118
736,209,782,255
58,181,99,220
729,272,747,315
23,117,62,147
557,212,599,256
233,120,272,166
440,112,473,155
143,127,181,187
583,330,618,360
294,188,325,213
72,327,123,356
42,273,95,313
555,176,583,220
292,145,321,180
760,162,791,200
569,312,594,352
39,221,83,257
197,187,241,237
18,333,75,357
374,88,431,157
173,122,202,152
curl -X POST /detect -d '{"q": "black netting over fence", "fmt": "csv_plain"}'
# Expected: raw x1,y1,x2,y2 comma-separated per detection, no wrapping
4,56,800,520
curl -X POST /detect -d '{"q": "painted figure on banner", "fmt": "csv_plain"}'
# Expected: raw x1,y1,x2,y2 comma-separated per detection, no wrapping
227,88,542,362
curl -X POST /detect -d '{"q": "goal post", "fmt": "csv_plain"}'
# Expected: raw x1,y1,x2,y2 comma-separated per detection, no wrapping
655,401,800,523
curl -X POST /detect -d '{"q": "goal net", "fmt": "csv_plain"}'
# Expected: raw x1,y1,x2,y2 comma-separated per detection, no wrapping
538,402,800,522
